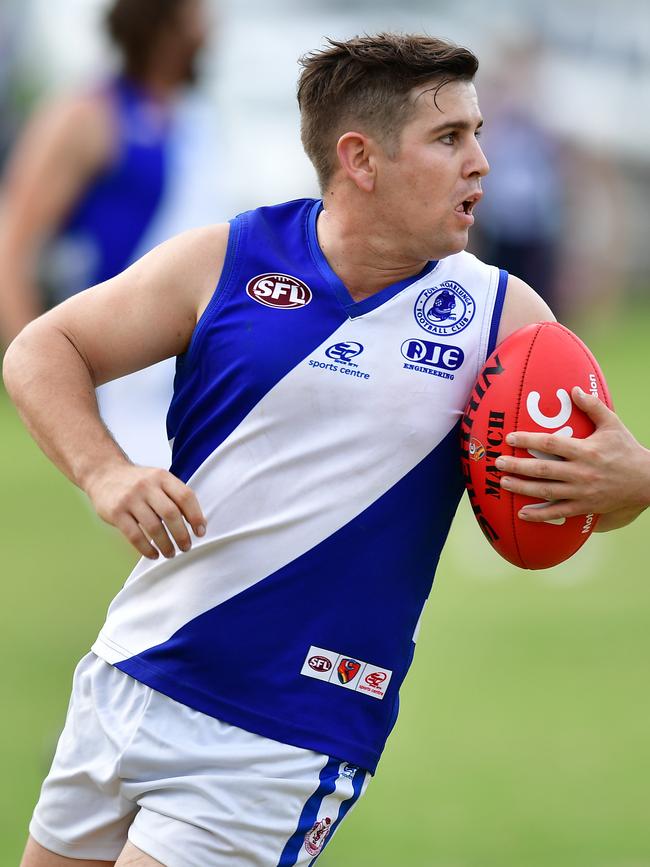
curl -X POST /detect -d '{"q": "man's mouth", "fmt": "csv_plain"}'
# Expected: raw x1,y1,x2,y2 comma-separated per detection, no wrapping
456,192,482,216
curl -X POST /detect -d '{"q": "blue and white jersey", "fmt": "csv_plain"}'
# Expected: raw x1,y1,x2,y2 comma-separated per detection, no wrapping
93,198,507,773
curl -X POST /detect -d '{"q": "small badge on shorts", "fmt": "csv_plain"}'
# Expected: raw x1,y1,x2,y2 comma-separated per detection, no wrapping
304,816,332,856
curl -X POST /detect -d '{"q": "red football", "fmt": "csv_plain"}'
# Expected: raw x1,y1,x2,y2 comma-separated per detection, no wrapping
460,321,612,570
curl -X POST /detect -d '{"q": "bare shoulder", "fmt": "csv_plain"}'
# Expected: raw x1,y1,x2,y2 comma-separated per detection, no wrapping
496,274,556,345
4,91,114,187
21,222,232,386
135,222,231,319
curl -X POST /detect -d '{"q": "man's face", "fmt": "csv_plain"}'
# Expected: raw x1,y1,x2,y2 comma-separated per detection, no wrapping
374,79,489,260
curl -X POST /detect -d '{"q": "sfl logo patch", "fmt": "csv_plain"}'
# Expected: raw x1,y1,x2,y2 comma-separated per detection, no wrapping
246,273,312,309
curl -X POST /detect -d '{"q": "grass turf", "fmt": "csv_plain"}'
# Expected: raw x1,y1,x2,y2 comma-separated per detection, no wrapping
1,310,649,866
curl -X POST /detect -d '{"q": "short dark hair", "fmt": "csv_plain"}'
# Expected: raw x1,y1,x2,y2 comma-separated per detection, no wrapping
106,0,188,79
297,33,479,191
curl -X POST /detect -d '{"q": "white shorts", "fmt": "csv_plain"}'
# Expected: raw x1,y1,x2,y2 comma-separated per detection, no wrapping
30,653,369,866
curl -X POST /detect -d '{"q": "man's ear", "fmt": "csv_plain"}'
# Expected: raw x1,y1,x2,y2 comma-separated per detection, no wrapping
336,131,377,192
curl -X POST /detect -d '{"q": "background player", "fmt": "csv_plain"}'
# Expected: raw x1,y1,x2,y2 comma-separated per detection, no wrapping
0,0,221,467
4,32,649,867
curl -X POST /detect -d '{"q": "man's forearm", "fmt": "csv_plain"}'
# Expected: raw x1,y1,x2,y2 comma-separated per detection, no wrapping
2,318,130,493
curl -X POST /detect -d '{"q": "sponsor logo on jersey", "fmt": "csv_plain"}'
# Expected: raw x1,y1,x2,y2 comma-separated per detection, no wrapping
308,655,333,673
304,817,332,856
309,340,370,380
300,646,392,700
414,280,475,336
341,764,358,780
401,339,464,371
337,658,361,684
325,341,364,364
357,668,391,699
364,670,387,689
469,437,486,461
246,273,312,309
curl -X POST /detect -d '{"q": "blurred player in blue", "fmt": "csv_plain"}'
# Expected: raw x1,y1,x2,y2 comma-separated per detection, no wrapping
5,32,649,867
0,0,222,467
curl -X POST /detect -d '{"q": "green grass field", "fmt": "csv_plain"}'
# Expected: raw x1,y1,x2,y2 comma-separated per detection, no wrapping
1,310,649,867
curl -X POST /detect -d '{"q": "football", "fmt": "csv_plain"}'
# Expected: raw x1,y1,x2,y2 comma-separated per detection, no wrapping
460,321,612,569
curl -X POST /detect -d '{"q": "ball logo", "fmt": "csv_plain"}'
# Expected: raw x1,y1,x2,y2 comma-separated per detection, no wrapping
246,273,312,309
325,341,364,363
365,671,387,689
401,338,464,371
308,655,332,673
524,388,575,527
414,281,475,336
526,388,573,435
337,658,361,684
469,437,486,461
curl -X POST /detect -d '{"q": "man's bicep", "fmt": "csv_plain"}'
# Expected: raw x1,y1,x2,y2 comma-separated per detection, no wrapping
495,274,556,346
43,224,229,385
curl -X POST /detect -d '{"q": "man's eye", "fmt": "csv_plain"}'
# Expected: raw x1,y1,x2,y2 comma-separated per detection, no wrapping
441,133,456,144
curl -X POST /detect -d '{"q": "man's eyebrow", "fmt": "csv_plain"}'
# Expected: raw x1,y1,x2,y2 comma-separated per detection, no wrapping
429,118,484,134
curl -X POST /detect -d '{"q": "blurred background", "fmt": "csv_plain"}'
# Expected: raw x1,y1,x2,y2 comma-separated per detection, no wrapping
1,0,649,865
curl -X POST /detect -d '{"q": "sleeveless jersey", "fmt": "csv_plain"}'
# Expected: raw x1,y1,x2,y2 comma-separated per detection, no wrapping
42,76,169,304
92,198,508,773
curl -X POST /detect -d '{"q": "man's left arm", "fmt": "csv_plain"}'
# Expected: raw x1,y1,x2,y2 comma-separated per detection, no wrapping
494,274,650,531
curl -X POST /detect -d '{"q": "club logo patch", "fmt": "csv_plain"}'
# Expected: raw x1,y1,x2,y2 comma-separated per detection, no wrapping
246,273,312,309
304,817,332,856
414,280,475,336
337,658,361,684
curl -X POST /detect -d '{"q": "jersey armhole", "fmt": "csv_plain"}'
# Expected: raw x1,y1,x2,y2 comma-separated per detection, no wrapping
486,269,509,357
182,213,246,365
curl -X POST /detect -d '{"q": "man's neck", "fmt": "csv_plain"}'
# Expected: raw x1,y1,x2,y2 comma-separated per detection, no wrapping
316,201,429,303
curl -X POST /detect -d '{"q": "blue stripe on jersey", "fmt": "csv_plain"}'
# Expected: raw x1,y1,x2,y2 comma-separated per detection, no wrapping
313,766,367,863
276,757,341,867
167,199,349,482
487,268,509,356
115,423,464,773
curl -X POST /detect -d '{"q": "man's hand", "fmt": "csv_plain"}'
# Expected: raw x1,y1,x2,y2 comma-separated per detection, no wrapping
495,386,650,531
86,464,207,559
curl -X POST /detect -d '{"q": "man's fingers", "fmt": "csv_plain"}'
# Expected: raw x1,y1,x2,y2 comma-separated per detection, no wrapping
161,474,207,538
496,454,573,481
571,385,616,426
132,503,177,559
500,475,570,503
116,514,160,560
517,499,588,523
505,430,582,458
148,490,193,553
93,467,206,557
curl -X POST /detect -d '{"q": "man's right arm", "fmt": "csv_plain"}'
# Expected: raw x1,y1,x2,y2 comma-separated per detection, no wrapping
2,223,230,559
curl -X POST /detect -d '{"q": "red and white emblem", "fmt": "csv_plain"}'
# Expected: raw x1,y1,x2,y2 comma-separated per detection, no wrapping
337,658,361,684
304,816,332,856
246,273,312,309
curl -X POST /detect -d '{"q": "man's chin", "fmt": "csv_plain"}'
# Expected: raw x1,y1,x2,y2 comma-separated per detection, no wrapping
433,233,469,260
